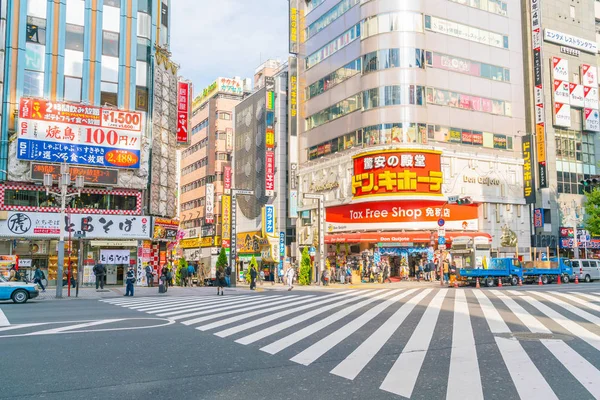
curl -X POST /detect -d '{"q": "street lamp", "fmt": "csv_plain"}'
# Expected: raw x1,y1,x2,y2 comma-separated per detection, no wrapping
228,188,254,287
303,193,325,285
43,164,84,298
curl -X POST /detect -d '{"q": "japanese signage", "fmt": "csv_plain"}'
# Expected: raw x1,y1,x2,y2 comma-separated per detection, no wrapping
192,77,244,109
265,150,275,197
325,200,479,233
584,86,599,109
266,91,275,111
551,57,569,81
221,194,231,248
17,98,142,169
226,128,233,152
176,80,191,145
522,135,536,204
0,212,151,239
581,64,598,86
30,163,118,185
181,238,199,249
544,29,598,54
553,102,571,127
569,83,584,108
229,195,237,267
289,190,298,219
279,232,285,257
533,208,544,228
288,56,298,137
531,0,547,188
224,165,232,194
584,108,600,132
352,150,443,200
264,204,275,236
153,218,179,241
560,46,580,57
99,249,130,265
205,183,214,224
552,80,569,104
289,0,299,54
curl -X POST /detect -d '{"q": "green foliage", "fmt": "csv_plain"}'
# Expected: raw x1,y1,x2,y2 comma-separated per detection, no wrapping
175,258,188,285
216,248,228,268
245,255,258,284
298,247,312,285
584,188,600,237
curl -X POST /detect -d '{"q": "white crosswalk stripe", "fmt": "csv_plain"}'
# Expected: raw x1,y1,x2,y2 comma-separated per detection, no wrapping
101,289,600,399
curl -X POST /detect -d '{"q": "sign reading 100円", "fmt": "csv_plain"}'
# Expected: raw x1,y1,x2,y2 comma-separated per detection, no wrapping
17,98,143,169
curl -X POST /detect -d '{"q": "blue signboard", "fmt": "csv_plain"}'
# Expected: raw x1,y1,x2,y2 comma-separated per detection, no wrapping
17,138,141,169
265,205,275,235
279,232,285,257
438,237,446,245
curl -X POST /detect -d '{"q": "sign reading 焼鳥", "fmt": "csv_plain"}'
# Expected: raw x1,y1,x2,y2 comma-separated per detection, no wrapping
352,150,443,201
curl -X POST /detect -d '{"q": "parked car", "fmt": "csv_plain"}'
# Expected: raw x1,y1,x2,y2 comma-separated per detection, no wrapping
0,275,39,303
571,259,600,282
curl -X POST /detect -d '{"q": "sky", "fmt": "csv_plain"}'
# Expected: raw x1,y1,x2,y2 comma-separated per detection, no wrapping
171,0,289,95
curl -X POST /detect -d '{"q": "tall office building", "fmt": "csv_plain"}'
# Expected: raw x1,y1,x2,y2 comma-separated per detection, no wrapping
293,0,530,276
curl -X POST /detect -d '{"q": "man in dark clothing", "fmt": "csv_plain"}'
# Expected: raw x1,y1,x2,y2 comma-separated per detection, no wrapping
125,266,135,296
225,265,232,287
250,267,257,290
33,265,46,292
93,264,106,289
180,265,189,287
145,265,154,287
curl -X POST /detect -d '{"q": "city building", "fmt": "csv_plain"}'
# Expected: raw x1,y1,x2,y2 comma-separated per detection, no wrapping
232,60,295,281
178,77,251,268
0,0,183,286
293,0,531,278
523,0,600,256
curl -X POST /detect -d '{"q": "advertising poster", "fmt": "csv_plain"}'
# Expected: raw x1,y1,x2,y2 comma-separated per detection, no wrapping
581,64,598,86
569,83,584,108
552,80,570,104
553,102,571,127
533,208,544,228
584,86,599,109
584,108,600,132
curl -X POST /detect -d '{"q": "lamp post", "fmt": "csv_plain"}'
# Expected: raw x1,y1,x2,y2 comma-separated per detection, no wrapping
228,188,254,287
303,193,325,286
43,164,84,298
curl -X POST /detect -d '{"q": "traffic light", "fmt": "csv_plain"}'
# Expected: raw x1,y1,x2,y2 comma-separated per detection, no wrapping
456,196,473,205
580,176,600,187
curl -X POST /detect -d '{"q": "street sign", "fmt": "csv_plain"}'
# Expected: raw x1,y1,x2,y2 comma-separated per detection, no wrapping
309,246,316,256
234,189,254,196
447,195,459,203
437,218,445,227
580,235,587,243
586,235,591,242
438,237,446,245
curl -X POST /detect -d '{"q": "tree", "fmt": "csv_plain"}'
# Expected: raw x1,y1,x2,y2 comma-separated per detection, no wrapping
216,248,228,269
298,247,312,285
584,188,600,236
245,255,258,284
176,258,188,286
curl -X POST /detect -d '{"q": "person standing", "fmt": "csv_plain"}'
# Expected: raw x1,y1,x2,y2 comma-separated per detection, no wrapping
286,266,295,291
382,262,392,283
259,268,265,286
180,264,189,287
33,265,46,292
161,265,169,289
225,264,232,288
93,263,105,290
187,263,195,287
145,265,154,287
125,266,135,296
443,259,450,285
250,266,257,290
216,266,226,295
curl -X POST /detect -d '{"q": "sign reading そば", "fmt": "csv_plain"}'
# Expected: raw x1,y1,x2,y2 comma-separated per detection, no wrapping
352,150,443,199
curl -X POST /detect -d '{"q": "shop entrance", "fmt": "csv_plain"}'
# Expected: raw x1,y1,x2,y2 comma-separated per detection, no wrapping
378,247,430,279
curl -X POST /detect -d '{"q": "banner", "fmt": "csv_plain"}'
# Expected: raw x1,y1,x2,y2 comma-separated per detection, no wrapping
99,249,130,265
289,0,299,54
264,204,275,236
531,0,547,188
17,98,142,169
522,135,536,204
153,218,179,241
265,151,275,197
30,163,118,185
176,80,191,145
224,165,232,194
221,195,231,248
533,208,544,228
205,183,214,224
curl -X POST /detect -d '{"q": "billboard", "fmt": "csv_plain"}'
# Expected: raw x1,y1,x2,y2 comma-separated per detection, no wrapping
17,98,142,168
153,218,179,241
264,204,275,236
177,80,191,145
289,0,299,54
522,135,536,204
221,194,231,248
205,183,215,224
192,77,244,109
531,0,547,188
265,150,275,197
30,163,118,185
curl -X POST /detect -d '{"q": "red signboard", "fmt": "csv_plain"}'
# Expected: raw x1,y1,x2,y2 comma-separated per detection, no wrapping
177,81,191,144
224,165,232,191
352,149,443,199
265,151,275,197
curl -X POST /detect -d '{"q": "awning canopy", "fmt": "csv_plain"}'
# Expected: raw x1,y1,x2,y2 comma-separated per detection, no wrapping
325,231,491,244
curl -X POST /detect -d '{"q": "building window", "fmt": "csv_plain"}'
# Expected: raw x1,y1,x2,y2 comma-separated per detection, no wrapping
138,0,151,13
65,24,84,51
102,31,119,57
64,76,82,102
424,15,509,49
448,0,507,16
136,86,148,111
426,87,512,116
25,42,45,72
26,17,46,45
27,0,47,19
307,58,362,100
137,37,151,61
306,24,360,69
137,13,152,39
23,70,44,97
362,11,424,39
424,51,510,82
161,3,169,27
100,91,118,106
217,112,231,120
103,0,120,7
306,93,361,130
306,0,360,39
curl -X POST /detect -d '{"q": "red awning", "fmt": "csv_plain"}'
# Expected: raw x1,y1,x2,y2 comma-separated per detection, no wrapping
325,231,491,244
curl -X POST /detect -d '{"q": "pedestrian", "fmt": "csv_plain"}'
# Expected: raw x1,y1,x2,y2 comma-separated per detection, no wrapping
225,264,232,287
250,265,257,290
286,266,295,291
33,265,46,292
382,262,392,283
427,260,437,281
168,264,174,286
323,268,330,286
92,263,106,289
180,264,189,287
424,262,430,281
8,265,20,281
161,265,169,289
187,263,195,287
443,259,450,284
417,261,424,282
145,265,154,287
259,268,265,286
125,266,135,296
216,266,226,295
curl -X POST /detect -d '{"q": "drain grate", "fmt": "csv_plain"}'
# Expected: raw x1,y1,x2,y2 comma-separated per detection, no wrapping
495,332,574,341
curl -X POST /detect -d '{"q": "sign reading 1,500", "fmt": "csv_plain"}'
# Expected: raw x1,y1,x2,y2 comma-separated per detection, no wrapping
102,110,141,130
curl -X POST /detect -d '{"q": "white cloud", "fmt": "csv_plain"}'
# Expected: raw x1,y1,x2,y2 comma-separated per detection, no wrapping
171,0,289,94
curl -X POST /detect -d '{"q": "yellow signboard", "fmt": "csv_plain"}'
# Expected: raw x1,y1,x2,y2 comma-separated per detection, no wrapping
180,238,199,249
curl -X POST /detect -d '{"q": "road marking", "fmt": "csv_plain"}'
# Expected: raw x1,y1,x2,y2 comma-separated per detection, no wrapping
102,296,202,307
236,290,373,345
567,292,600,302
30,319,125,335
291,289,417,366
379,289,447,398
482,291,557,400
0,307,9,326
138,295,255,312
215,291,355,338
157,296,281,318
261,290,400,355
446,290,483,400
0,323,46,332
195,295,319,331
549,291,600,312
528,291,600,326
332,289,433,381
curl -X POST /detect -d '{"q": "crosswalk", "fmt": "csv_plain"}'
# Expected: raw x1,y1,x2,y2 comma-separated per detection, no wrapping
101,289,600,399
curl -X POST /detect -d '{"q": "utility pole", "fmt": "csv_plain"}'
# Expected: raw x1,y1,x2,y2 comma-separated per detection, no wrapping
228,189,254,287
303,193,325,286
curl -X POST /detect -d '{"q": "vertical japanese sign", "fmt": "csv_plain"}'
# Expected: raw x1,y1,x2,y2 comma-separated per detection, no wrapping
531,0,548,188
289,0,299,55
533,208,544,228
176,80,191,145
225,127,233,151
264,204,275,236
221,194,231,248
224,165,232,194
265,151,275,197
522,135,536,204
288,56,299,219
229,194,237,271
205,183,215,224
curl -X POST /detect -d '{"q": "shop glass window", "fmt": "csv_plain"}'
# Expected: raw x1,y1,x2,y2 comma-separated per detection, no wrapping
65,24,84,51
27,17,46,44
102,31,119,57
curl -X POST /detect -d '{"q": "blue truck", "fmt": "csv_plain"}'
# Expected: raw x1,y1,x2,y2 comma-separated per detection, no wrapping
458,258,523,287
521,257,573,284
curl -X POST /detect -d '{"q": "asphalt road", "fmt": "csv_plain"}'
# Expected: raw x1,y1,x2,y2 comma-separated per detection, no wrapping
2,283,600,400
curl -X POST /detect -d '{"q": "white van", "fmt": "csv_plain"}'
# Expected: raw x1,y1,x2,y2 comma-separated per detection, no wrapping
570,259,600,282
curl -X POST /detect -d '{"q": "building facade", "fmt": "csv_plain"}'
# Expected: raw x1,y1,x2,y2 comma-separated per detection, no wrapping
0,0,181,286
294,0,530,277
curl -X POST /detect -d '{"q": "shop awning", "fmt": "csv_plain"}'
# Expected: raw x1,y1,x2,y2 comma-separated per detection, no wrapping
325,231,491,244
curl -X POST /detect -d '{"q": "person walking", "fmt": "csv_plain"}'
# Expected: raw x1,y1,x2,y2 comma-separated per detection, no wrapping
382,262,392,283
250,265,257,290
33,265,46,292
180,264,189,287
286,266,295,291
92,263,106,290
161,265,169,289
259,268,265,286
187,263,195,287
145,265,154,287
216,266,226,295
224,264,232,288
443,259,450,285
125,266,135,296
